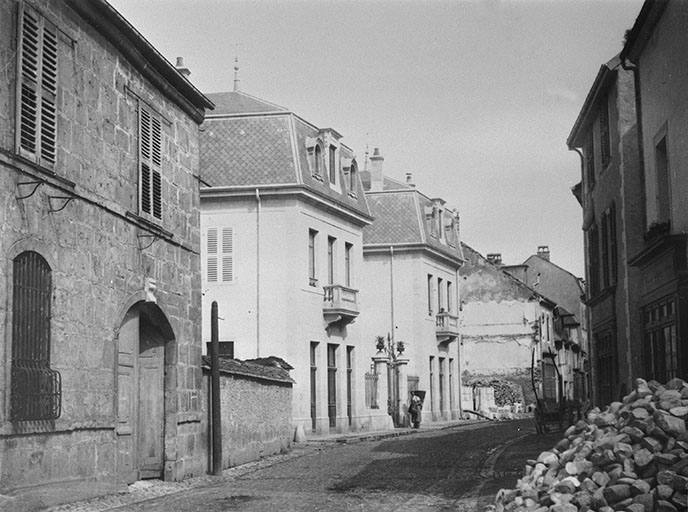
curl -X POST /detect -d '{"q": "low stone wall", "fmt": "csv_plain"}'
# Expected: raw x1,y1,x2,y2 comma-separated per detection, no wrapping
202,357,293,470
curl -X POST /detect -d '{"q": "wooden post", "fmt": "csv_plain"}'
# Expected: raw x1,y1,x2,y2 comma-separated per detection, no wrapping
211,301,222,475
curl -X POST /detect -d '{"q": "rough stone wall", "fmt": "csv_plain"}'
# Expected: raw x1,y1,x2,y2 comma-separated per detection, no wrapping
0,0,204,491
202,371,293,469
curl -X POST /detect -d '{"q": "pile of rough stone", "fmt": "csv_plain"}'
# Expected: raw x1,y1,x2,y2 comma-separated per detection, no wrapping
490,377,688,512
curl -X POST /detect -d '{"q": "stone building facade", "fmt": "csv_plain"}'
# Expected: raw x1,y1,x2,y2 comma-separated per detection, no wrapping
460,243,557,408
0,0,212,492
621,0,688,388
567,55,642,407
199,90,375,437
360,162,464,426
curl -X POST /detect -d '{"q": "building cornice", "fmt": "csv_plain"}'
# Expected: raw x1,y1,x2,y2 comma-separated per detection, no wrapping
363,243,464,269
200,184,373,227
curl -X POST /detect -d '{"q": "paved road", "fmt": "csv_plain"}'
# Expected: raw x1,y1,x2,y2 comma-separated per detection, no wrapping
105,419,561,512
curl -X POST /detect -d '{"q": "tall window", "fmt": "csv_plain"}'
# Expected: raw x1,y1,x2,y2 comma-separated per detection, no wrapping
309,229,318,286
344,242,353,287
348,160,358,192
656,134,671,224
346,347,353,426
596,331,616,407
437,277,444,312
329,145,337,184
587,224,600,298
447,281,453,313
310,342,318,431
439,357,445,414
139,104,163,220
600,99,611,169
643,298,679,383
585,131,595,190
17,5,58,168
206,227,233,283
12,251,61,421
429,356,435,413
314,144,323,177
449,358,455,412
327,236,336,285
427,274,433,315
327,344,337,429
601,204,617,289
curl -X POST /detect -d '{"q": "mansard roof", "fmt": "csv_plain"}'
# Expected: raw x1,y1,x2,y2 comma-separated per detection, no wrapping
200,91,371,223
363,187,464,266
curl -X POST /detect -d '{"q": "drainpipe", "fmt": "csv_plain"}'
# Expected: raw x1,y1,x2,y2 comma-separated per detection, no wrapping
389,246,395,338
255,189,261,358
455,265,462,417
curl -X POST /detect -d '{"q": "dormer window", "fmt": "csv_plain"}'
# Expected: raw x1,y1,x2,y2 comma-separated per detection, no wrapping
349,159,358,196
329,145,337,185
306,137,325,181
314,144,323,176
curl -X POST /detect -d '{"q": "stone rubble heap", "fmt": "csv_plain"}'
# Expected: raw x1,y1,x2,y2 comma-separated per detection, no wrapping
492,378,688,512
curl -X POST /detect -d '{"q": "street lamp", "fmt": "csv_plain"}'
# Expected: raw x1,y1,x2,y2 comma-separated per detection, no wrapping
375,333,405,362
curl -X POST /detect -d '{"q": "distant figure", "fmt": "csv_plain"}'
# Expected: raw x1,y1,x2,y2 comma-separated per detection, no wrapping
409,395,423,429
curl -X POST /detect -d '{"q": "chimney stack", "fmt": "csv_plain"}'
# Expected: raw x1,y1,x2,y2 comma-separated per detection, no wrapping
369,147,384,192
175,57,191,78
405,173,415,187
537,246,550,261
487,253,502,266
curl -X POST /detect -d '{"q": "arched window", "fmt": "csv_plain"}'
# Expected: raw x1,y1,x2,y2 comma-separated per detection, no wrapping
11,251,61,421
314,144,323,177
349,160,358,192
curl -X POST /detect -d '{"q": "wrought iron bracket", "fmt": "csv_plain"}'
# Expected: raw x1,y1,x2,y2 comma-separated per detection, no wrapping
137,233,159,250
48,196,75,212
16,180,43,200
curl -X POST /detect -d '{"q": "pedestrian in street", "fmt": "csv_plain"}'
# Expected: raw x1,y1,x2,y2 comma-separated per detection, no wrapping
409,395,422,429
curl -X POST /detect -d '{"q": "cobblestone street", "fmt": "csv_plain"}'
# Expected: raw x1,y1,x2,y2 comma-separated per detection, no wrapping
45,419,562,512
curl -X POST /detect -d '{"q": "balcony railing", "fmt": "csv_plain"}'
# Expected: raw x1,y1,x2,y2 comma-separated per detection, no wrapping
435,311,459,343
323,284,359,327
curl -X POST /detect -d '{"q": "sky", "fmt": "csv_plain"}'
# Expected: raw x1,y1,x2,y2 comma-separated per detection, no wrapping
109,0,645,278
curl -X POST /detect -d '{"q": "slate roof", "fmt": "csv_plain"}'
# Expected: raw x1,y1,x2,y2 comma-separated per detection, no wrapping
200,91,371,221
206,91,288,115
202,356,295,384
363,187,464,264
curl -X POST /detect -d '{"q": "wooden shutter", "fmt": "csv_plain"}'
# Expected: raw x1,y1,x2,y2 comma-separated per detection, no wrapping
17,5,57,168
207,228,218,282
221,227,233,282
139,104,163,220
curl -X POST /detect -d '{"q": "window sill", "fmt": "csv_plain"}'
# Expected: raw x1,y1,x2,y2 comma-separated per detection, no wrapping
126,211,174,240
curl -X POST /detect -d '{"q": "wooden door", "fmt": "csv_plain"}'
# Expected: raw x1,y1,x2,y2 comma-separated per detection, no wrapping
117,311,138,483
137,325,164,478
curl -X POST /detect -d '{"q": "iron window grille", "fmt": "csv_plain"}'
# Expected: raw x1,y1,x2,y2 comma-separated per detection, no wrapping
11,251,61,421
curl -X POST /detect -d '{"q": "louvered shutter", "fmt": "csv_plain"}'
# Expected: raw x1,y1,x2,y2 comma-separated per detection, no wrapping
207,228,218,282
17,6,57,168
221,228,233,282
139,104,163,220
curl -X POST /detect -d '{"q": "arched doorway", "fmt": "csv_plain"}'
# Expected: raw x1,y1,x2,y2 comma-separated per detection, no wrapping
116,301,174,483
